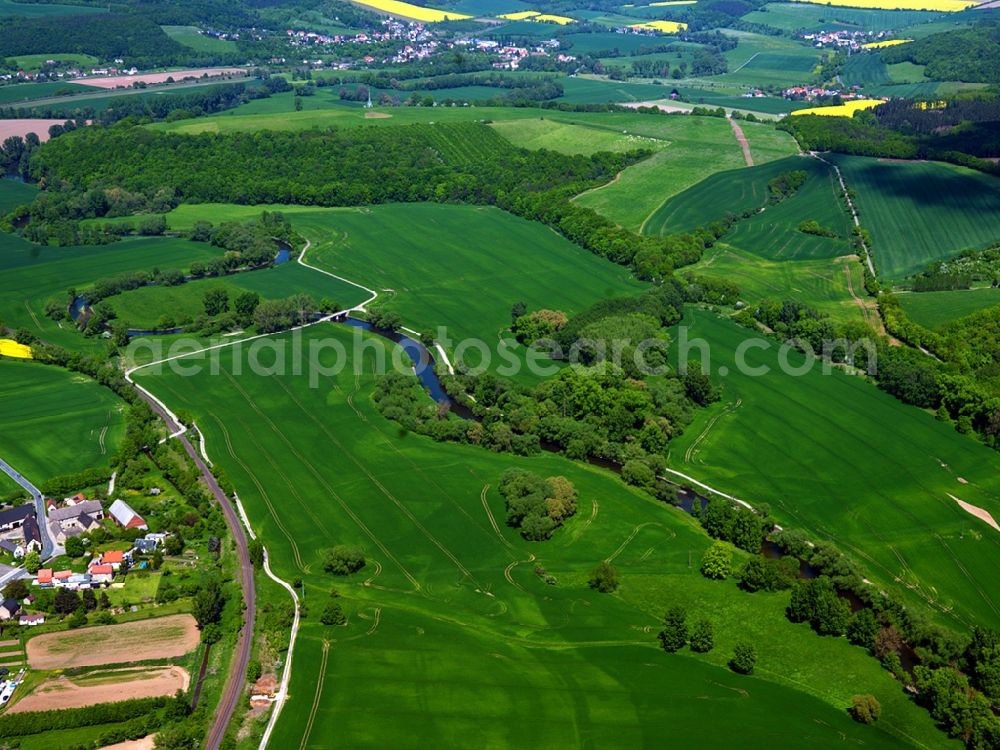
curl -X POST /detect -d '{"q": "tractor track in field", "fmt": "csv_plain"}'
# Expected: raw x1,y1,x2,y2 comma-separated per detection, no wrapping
298,640,330,750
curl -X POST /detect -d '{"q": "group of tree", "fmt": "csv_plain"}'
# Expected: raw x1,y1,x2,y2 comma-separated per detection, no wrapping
698,496,771,553
323,545,366,576
319,588,347,626
498,468,578,541
659,605,714,654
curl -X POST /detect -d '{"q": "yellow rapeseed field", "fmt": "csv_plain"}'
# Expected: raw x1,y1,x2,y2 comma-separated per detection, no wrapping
0,339,33,359
534,13,576,23
861,39,913,48
360,0,471,22
788,0,975,11
631,20,688,32
791,98,885,117
498,10,575,23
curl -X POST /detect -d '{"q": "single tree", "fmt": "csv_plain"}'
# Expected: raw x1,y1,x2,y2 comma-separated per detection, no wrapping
23,551,40,574
659,605,689,653
320,601,347,626
700,541,732,580
203,288,229,317
589,561,619,593
690,619,714,653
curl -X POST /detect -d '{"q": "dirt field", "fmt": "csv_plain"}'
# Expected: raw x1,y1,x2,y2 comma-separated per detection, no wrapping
0,119,72,143
98,736,155,750
81,68,246,89
622,100,692,114
9,667,189,713
27,614,199,669
950,493,1000,533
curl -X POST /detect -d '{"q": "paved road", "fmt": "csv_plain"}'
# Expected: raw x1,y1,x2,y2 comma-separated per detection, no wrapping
132,389,255,750
0,457,55,559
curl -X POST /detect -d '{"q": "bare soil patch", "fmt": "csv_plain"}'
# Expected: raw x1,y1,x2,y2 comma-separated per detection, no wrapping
621,100,690,114
82,68,245,89
0,119,72,143
9,666,188,713
949,494,1000,533
98,736,155,750
364,111,392,119
27,614,199,669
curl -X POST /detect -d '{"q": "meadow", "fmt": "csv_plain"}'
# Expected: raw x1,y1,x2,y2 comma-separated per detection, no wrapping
897,287,1000,329
161,202,645,369
667,309,1000,628
4,53,97,71
162,26,238,54
134,323,947,749
108,259,370,330
684,245,871,326
740,2,948,32
642,154,822,237
829,154,1000,279
0,359,124,483
0,232,225,351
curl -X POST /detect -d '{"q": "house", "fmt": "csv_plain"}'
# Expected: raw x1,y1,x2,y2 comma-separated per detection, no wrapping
52,570,73,587
67,573,92,589
18,614,44,626
0,540,17,555
99,550,125,570
108,499,147,530
88,564,114,584
36,568,53,586
19,515,41,556
64,492,88,506
0,599,19,621
0,504,34,533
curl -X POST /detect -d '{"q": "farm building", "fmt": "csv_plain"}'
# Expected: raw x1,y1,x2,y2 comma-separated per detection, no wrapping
36,568,52,585
0,599,20,620
47,499,104,544
0,504,34,533
108,499,147,530
0,505,41,558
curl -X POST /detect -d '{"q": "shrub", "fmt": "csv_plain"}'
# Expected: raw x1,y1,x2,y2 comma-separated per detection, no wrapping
730,641,757,674
320,601,347,626
323,546,366,576
849,694,881,724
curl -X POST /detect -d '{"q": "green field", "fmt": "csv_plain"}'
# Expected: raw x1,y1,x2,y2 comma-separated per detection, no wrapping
162,25,238,53
898,287,1000,329
715,32,823,88
643,154,825,237
829,155,1000,280
667,309,1000,627
0,359,124,483
0,80,99,104
741,2,947,32
576,116,748,231
134,323,948,749
685,245,870,326
0,233,225,351
162,202,645,365
0,177,36,212
0,0,105,16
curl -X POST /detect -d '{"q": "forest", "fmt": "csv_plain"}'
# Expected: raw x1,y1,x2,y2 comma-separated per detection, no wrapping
881,22,1000,84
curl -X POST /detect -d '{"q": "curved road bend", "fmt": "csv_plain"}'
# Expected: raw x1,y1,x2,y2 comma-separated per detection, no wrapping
133,392,256,750
0,457,56,559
